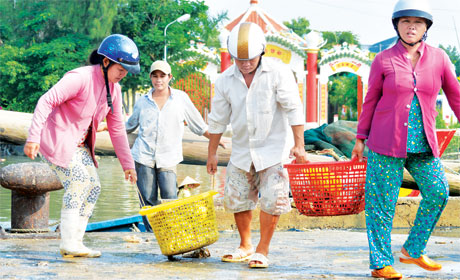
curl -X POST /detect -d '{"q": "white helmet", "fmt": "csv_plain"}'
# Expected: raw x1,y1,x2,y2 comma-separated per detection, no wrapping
227,22,266,60
392,0,433,30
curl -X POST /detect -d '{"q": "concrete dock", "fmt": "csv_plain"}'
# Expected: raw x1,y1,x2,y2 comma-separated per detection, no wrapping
0,229,459,279
1,197,459,279
214,197,460,231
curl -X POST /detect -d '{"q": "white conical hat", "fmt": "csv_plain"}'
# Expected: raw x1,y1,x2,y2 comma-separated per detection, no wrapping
179,176,201,187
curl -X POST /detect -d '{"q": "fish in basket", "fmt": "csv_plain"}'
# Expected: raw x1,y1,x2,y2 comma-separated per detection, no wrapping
284,158,367,216
139,190,219,256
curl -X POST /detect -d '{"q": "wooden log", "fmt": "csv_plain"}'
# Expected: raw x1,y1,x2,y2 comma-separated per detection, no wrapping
402,169,460,196
0,110,231,165
0,110,32,144
0,110,336,166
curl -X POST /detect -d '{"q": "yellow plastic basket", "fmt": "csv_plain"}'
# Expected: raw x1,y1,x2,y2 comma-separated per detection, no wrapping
139,190,219,256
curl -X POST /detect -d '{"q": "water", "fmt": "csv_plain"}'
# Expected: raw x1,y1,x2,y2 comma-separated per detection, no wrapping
0,155,226,228
1,155,459,238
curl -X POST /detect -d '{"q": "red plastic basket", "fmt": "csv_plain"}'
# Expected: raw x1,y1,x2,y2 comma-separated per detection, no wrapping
284,158,367,216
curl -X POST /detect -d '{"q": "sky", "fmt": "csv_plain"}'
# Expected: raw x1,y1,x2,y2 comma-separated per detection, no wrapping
203,0,460,49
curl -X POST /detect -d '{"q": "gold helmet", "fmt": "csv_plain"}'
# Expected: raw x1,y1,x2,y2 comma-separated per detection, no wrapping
227,22,266,60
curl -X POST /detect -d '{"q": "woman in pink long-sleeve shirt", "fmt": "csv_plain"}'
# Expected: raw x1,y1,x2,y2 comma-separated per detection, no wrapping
24,34,139,258
352,0,460,279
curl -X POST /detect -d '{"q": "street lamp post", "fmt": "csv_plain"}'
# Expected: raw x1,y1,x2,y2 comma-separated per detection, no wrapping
163,13,191,62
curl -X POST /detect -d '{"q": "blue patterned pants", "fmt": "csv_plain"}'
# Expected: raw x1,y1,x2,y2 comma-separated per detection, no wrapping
365,150,449,269
45,146,101,218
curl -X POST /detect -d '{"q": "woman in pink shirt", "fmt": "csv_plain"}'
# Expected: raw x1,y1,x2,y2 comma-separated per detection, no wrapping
352,0,460,279
24,34,139,258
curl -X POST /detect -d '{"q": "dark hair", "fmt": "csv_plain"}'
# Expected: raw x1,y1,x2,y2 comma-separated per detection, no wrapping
89,49,104,65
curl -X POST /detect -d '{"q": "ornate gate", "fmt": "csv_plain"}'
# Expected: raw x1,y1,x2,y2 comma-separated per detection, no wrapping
318,43,372,124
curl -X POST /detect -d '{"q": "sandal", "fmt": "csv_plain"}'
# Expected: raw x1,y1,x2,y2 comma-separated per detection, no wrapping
248,252,269,268
400,248,442,271
221,247,254,263
371,266,403,279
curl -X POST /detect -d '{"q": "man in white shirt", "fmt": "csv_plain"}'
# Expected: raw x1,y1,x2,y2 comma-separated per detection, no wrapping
207,22,307,268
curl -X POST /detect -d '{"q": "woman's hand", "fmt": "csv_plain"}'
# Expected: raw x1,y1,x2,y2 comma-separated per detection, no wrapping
124,169,137,184
24,142,40,160
97,122,108,132
351,139,365,162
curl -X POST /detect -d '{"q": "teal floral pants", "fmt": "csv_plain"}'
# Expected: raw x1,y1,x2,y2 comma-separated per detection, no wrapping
365,150,449,269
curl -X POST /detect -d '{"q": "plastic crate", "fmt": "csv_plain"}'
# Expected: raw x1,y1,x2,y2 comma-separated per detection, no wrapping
284,159,367,216
139,190,219,256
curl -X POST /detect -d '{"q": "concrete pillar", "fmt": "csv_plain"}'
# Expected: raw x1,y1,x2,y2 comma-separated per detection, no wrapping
218,28,231,73
303,31,324,126
0,162,62,233
357,75,363,119
220,48,232,73
306,50,319,123
11,191,50,232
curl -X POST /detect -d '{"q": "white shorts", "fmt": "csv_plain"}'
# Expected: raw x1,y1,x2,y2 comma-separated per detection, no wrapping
223,162,291,215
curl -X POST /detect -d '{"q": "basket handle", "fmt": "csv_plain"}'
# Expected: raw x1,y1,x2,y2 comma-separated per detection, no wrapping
291,159,310,164
211,174,215,191
350,156,367,163
134,185,146,208
289,156,366,165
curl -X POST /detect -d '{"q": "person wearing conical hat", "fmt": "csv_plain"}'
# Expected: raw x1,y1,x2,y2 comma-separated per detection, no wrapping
177,176,201,198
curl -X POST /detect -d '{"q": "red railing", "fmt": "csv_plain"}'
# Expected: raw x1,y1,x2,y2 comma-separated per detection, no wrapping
173,73,212,122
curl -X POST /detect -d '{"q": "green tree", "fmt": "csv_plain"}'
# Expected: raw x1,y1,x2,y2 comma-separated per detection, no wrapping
283,17,310,36
322,31,360,50
0,0,225,112
0,34,92,112
112,0,226,97
440,44,460,76
52,0,118,43
0,0,100,111
328,74,358,121
435,108,448,129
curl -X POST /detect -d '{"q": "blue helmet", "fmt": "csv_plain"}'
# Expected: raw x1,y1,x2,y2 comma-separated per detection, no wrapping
98,34,140,74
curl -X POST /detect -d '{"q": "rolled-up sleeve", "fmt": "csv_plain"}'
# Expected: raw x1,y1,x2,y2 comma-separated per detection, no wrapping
183,93,208,136
208,78,231,134
126,100,141,134
275,67,304,126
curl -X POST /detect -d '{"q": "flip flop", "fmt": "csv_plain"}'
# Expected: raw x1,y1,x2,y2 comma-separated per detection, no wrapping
221,248,254,263
248,252,269,268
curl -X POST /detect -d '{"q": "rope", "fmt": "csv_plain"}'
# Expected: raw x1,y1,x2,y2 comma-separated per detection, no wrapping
9,228,50,233
443,164,460,176
135,185,147,208
211,174,215,191
316,148,348,161
48,220,61,227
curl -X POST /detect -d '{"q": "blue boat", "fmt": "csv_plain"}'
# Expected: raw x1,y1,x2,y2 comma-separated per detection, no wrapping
86,215,147,232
